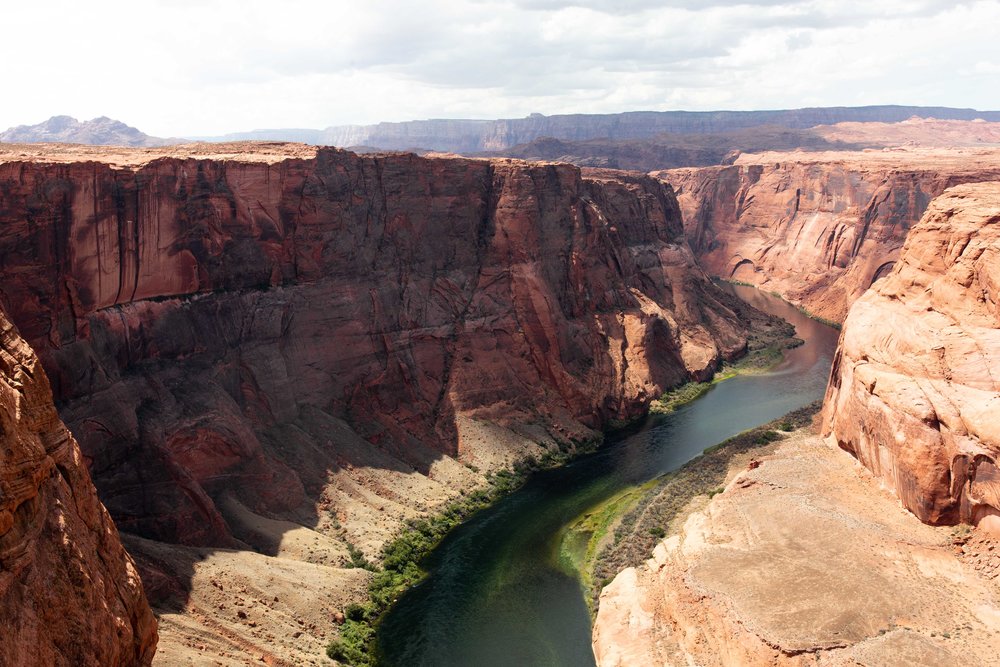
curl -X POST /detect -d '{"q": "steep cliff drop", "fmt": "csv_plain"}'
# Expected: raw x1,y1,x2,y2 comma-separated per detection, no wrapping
823,182,1000,529
660,148,1000,322
0,143,753,663
592,183,1000,666
0,307,157,665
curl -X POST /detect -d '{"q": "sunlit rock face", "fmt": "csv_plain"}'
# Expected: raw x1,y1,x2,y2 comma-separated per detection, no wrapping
0,146,750,548
660,149,1000,322
823,182,1000,529
0,307,157,665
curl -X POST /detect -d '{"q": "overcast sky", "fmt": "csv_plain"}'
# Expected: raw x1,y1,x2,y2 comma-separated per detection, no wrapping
4,0,999,136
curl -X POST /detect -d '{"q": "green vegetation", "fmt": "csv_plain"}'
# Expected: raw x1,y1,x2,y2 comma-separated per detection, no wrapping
345,542,376,571
585,401,821,609
327,440,600,666
796,304,842,330
650,381,713,414
559,478,659,591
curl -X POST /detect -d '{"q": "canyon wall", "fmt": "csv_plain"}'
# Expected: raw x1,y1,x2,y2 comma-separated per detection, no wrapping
823,181,1000,528
661,150,1000,322
0,146,750,555
0,307,157,664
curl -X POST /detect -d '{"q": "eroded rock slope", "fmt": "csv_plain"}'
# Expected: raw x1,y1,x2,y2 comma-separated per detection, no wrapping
660,148,1000,321
0,307,157,665
0,145,750,551
823,181,1000,528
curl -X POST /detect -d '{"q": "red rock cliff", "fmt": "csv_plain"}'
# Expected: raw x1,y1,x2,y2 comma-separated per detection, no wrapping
660,149,1000,321
823,182,1000,528
0,145,750,548
0,306,157,665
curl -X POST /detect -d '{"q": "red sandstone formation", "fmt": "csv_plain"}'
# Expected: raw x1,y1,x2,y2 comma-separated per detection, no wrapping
660,148,1000,321
0,144,750,552
0,307,157,665
823,181,1000,528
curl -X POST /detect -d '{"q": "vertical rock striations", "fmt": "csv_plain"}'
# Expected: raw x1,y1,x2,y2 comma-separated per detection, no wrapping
0,307,157,665
823,182,1000,528
0,145,750,553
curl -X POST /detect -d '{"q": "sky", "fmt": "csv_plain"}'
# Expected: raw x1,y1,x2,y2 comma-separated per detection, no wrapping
3,0,999,137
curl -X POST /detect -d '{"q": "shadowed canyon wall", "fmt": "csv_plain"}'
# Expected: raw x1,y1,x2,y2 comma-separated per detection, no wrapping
0,147,751,556
0,307,157,665
823,182,1000,528
661,151,1000,322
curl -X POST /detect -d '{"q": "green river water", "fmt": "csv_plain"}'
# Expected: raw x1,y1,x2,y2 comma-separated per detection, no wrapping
377,285,842,666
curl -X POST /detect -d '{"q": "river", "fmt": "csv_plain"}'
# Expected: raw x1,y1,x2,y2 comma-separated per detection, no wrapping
377,285,842,666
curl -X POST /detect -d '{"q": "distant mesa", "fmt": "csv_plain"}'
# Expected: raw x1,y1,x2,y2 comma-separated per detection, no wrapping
202,105,1000,153
0,115,176,147
6,106,1000,157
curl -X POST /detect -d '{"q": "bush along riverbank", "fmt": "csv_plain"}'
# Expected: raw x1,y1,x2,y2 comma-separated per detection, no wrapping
584,402,821,609
326,439,600,666
651,295,802,415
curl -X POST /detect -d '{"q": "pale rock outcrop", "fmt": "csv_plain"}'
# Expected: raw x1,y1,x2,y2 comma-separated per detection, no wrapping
823,181,1000,527
593,432,1000,666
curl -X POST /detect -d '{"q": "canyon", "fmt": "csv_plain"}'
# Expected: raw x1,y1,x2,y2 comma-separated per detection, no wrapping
660,147,1000,322
0,142,755,663
2,121,1000,666
592,181,1000,666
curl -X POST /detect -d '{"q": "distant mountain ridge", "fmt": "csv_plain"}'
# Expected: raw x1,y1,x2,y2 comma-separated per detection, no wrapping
8,106,1000,154
200,105,1000,152
0,115,174,147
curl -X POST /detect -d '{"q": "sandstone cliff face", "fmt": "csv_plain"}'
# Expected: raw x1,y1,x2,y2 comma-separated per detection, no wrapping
661,150,1000,322
0,147,749,554
823,182,1000,528
0,307,157,665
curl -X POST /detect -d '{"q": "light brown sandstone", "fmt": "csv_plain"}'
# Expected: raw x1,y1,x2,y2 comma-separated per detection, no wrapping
823,181,1000,527
593,431,1000,666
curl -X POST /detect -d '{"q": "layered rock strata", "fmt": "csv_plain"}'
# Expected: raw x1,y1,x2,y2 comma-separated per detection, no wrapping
823,182,1000,528
0,146,750,550
0,142,762,662
0,307,157,665
660,148,1000,321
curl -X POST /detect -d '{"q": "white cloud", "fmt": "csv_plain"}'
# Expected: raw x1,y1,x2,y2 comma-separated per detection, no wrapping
0,0,997,136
